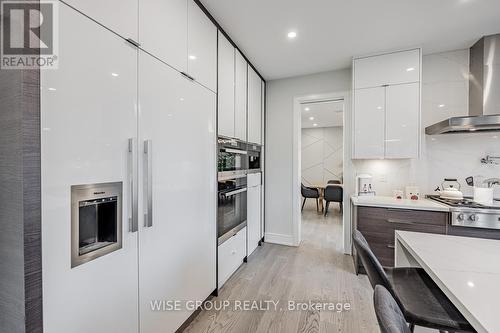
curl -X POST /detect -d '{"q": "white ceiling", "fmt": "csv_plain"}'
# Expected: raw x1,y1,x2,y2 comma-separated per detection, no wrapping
301,101,344,128
200,0,500,80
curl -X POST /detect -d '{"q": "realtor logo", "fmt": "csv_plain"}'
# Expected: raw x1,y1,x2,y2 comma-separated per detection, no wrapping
1,0,58,69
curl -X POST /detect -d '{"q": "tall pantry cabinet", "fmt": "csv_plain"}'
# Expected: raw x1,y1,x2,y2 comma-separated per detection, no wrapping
41,1,216,333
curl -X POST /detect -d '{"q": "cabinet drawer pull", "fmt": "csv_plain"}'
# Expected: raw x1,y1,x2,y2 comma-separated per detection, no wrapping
386,218,416,225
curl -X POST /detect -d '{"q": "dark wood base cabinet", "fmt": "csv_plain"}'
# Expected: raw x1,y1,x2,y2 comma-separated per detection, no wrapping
353,205,500,274
353,206,448,273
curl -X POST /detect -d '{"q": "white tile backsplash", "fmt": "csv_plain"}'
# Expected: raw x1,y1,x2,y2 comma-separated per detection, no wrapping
353,49,500,199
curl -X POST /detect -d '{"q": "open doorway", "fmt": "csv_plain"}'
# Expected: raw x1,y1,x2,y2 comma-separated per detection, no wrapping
291,91,352,253
300,99,344,220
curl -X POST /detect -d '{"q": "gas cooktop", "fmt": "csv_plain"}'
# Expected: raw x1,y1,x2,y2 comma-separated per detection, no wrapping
426,195,500,230
426,195,500,210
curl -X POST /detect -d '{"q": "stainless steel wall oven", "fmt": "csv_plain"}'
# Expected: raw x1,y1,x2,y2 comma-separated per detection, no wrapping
218,137,248,179
217,176,247,245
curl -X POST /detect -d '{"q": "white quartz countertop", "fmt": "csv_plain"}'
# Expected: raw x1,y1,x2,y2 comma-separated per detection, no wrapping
351,195,449,212
395,231,500,333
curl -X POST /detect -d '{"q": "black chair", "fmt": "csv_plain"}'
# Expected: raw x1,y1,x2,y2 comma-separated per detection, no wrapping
374,285,412,333
353,230,474,333
327,179,341,185
324,184,343,216
301,183,320,212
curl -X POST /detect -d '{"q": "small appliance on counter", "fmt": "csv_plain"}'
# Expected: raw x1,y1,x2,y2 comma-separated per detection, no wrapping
356,174,375,196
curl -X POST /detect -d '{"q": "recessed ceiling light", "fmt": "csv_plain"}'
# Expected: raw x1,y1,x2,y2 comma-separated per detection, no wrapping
406,67,415,72
376,106,383,110
304,107,310,111
309,116,314,120
48,87,56,91
189,55,197,60
313,123,318,127
467,281,475,288
287,31,297,39
438,104,445,108
111,73,119,77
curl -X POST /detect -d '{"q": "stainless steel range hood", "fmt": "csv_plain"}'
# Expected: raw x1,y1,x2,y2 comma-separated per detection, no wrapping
425,34,500,134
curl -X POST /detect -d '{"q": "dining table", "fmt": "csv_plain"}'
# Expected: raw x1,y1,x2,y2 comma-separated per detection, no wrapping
395,231,500,333
309,183,343,212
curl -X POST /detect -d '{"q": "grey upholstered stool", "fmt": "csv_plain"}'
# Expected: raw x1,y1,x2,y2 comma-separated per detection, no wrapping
374,285,411,333
353,230,474,333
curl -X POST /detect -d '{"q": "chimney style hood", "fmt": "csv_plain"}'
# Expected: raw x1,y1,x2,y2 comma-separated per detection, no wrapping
425,34,500,134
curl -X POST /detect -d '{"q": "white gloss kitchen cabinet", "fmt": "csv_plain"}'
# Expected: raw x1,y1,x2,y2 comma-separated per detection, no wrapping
353,49,421,159
139,0,217,91
217,31,235,138
234,51,248,141
248,66,263,144
62,0,138,40
217,226,247,288
247,173,262,256
138,51,216,333
41,3,216,333
217,34,249,141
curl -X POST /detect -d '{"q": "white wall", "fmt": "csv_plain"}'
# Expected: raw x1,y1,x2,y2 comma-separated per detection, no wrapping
301,126,343,186
265,69,351,243
265,49,500,245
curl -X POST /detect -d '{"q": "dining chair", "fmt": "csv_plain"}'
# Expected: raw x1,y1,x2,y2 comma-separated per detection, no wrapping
301,183,320,212
324,184,343,216
353,230,474,333
374,285,412,333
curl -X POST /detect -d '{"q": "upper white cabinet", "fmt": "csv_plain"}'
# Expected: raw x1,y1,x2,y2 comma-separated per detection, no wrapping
353,87,386,159
354,49,420,89
187,0,217,91
234,51,248,141
248,66,263,144
139,0,216,89
139,0,187,72
63,0,138,40
217,32,235,138
353,49,421,159
385,83,420,158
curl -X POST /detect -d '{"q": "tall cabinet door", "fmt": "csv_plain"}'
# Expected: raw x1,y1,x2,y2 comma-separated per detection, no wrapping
248,66,262,144
385,83,419,158
217,32,235,138
187,0,217,92
247,182,261,256
41,4,138,333
234,51,248,141
353,87,386,159
138,51,217,333
139,0,188,72
63,0,138,40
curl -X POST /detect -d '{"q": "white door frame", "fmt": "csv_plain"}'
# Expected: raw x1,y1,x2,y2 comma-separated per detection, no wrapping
292,91,353,254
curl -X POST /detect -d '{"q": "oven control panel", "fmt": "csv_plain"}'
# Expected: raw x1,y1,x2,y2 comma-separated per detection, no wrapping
451,210,500,230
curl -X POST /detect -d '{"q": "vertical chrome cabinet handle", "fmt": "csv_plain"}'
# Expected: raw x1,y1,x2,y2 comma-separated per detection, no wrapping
144,140,153,227
128,138,138,232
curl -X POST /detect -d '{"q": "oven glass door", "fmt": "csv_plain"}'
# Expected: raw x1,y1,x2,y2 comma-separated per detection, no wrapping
218,150,245,172
218,179,247,238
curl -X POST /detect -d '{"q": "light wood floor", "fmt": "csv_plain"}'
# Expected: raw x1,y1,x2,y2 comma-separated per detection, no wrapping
183,201,380,333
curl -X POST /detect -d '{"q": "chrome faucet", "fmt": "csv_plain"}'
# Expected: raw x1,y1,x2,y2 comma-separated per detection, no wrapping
483,178,500,188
